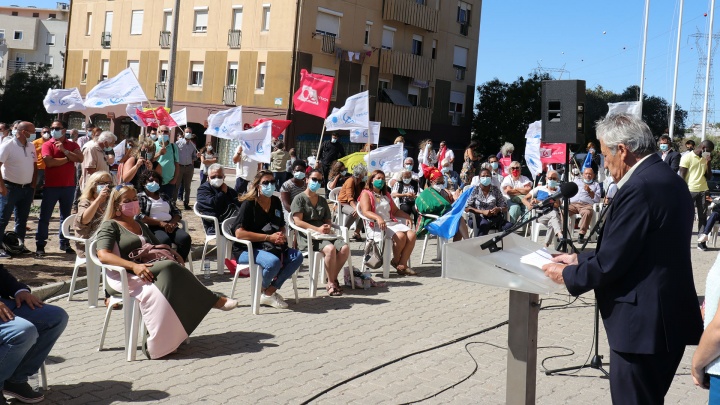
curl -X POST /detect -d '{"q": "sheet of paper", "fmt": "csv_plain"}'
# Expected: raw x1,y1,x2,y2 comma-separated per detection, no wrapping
520,248,554,270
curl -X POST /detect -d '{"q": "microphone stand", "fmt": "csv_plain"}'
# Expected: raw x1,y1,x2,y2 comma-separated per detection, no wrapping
480,205,554,253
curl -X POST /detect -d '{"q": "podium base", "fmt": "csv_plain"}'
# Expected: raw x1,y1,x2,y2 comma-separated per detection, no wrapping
506,290,540,405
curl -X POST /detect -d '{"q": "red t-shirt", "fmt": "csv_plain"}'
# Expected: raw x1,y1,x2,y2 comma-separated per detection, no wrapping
42,139,80,187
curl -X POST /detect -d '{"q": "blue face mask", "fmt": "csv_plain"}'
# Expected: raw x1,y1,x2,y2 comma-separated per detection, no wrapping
260,183,275,197
331,138,337,143
491,162,498,170
145,181,160,193
341,170,347,176
96,185,107,195
405,165,413,171
104,147,113,152
27,132,36,142
126,143,133,149
309,180,322,193
659,144,669,151
150,134,158,141
583,178,593,184
548,180,559,188
362,175,368,182
441,167,450,173
11,130,17,137
479,176,492,187
162,134,169,143
52,129,63,139
294,171,306,180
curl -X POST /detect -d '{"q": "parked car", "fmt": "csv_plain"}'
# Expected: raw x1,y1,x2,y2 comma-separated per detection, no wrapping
708,170,720,198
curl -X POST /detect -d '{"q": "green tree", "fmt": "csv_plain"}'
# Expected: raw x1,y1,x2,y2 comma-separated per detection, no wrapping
0,63,61,126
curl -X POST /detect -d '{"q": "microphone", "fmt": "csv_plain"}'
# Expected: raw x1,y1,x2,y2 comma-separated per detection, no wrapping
531,182,578,209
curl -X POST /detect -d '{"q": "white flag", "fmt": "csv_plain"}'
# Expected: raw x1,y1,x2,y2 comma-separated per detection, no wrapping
206,106,242,137
230,122,273,163
84,68,148,108
126,103,144,126
607,101,641,118
364,143,404,174
170,108,187,127
350,121,381,144
43,88,86,113
524,121,543,178
325,91,369,131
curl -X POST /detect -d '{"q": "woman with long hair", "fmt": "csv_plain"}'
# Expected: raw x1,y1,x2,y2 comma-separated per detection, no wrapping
73,171,113,257
121,137,162,189
460,140,481,185
327,161,350,192
199,141,217,184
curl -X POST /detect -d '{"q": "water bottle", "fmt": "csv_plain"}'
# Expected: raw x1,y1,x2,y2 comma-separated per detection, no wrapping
362,270,371,290
203,260,211,279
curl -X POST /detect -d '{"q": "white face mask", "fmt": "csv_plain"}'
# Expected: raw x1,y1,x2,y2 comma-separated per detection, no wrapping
209,178,224,188
207,146,213,152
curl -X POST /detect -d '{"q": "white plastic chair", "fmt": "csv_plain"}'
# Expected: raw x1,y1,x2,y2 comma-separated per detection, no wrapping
568,203,600,242
193,204,225,274
87,239,143,362
287,212,353,295
356,206,393,279
61,214,100,307
220,217,299,314
530,209,549,243
418,212,448,264
175,219,194,273
327,187,344,226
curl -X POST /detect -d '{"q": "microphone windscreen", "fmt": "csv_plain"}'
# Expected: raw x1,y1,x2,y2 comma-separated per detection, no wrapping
560,182,579,199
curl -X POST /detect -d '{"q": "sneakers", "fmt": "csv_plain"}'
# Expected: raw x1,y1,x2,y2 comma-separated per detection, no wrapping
34,248,45,258
219,298,239,311
259,292,288,309
699,242,709,251
60,245,76,255
3,381,44,403
577,234,586,243
19,246,31,255
699,233,709,243
0,249,10,259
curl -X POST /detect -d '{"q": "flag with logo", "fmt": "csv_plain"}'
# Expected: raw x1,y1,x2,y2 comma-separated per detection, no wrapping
524,120,543,178
206,106,243,137
350,121,380,144
126,103,144,126
43,88,86,113
252,118,291,139
153,107,178,127
293,69,334,118
325,91,370,131
539,143,566,164
136,109,159,127
228,122,273,163
363,142,404,174
170,108,187,127
83,67,148,108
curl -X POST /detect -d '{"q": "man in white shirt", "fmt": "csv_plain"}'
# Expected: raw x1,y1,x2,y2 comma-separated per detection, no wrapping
233,144,260,195
436,141,454,169
500,161,532,223
569,167,601,242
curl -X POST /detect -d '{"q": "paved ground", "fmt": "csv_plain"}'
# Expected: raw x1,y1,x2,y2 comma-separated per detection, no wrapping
8,170,718,404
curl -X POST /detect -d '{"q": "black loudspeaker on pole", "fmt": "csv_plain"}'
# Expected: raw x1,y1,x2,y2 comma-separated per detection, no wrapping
541,80,586,145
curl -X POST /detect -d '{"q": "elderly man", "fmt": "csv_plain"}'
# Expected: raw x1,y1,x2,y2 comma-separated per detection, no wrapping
195,164,240,235
543,113,703,404
155,125,180,197
174,128,197,209
80,131,115,189
657,135,680,173
522,170,563,247
680,139,715,244
569,167,601,242
500,161,532,223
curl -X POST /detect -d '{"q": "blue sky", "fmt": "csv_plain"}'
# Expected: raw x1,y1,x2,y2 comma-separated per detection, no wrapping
4,0,717,124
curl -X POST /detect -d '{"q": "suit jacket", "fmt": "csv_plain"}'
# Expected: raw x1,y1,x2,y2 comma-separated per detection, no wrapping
0,265,29,299
657,149,681,173
563,153,703,354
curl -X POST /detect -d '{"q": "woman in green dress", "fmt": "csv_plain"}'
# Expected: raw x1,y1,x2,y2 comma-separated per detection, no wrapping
96,185,238,359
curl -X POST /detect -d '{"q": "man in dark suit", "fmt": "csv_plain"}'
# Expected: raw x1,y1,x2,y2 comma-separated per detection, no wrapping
543,114,703,404
0,265,68,403
657,134,681,173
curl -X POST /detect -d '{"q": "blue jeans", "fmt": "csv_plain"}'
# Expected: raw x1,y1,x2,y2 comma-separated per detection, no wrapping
710,374,720,404
36,186,75,249
0,298,68,388
704,212,720,235
237,248,304,290
0,185,34,246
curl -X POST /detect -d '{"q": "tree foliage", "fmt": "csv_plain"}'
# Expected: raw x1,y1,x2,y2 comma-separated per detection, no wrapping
0,63,61,126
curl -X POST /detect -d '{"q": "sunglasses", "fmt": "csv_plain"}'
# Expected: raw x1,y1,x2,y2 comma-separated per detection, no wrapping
160,130,170,134
511,167,521,170
51,127,62,131
309,178,323,182
260,180,274,186
97,181,112,186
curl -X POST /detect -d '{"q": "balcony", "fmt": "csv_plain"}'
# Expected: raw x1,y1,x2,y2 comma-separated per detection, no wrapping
313,32,336,54
223,85,236,105
379,49,434,82
159,31,171,49
375,102,432,132
228,30,242,49
100,32,111,48
7,61,27,71
155,82,167,101
383,0,439,32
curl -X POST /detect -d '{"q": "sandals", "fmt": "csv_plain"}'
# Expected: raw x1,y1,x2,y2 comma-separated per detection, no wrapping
104,297,122,310
327,281,343,296
395,264,417,276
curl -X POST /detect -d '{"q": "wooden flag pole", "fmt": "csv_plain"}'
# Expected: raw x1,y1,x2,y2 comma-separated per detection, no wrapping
315,124,326,165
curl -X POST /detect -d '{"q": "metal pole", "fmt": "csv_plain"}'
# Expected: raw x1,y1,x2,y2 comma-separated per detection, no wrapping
702,0,717,141
669,0,684,139
638,0,651,112
165,0,181,110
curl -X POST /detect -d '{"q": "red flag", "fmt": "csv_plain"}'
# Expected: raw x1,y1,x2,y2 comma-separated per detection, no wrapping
292,69,334,118
539,143,566,164
154,106,178,127
136,108,159,127
252,118,291,138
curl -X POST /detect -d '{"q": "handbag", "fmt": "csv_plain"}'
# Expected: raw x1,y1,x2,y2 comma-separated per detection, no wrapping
128,243,182,264
363,239,383,269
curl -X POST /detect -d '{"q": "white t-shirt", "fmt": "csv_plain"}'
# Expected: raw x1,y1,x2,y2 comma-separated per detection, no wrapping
235,145,258,181
0,138,36,184
148,196,173,222
500,175,532,199
437,149,455,167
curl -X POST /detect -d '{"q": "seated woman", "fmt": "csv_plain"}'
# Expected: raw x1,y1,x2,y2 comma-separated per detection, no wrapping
280,160,308,212
415,166,468,242
232,171,304,309
121,137,162,190
136,170,192,261
338,164,368,240
327,161,350,193
465,168,513,237
291,170,350,296
359,170,417,275
522,170,563,247
96,185,237,359
391,168,419,224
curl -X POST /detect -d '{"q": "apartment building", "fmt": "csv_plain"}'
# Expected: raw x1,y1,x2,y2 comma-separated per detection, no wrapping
0,3,69,82
64,0,480,165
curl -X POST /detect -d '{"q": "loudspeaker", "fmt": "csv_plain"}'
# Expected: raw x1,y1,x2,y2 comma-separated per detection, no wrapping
541,80,586,145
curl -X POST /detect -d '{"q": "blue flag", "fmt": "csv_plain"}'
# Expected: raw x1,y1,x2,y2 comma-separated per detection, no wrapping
427,188,473,239
582,151,593,169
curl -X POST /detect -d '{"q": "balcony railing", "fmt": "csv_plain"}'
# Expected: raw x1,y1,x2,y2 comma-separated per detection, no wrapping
313,32,336,54
228,29,242,49
379,49,434,82
100,32,111,48
7,61,27,71
375,102,432,132
159,31,171,49
383,0,439,32
223,85,237,105
454,66,466,81
155,82,167,101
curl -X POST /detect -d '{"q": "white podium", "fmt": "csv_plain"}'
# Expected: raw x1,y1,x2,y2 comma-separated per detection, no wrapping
443,233,563,405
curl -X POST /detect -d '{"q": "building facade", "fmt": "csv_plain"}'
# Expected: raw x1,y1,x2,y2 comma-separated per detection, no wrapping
64,0,480,166
0,3,69,82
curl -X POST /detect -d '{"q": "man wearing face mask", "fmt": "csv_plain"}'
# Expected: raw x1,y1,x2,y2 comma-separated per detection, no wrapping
569,167,602,242
81,131,115,190
523,170,564,247
500,161,532,223
316,133,345,186
154,125,180,197
196,164,240,235
36,120,83,257
148,127,158,142
33,127,52,194
657,135,680,173
680,139,715,243
682,139,696,157
440,158,460,190
174,128,198,209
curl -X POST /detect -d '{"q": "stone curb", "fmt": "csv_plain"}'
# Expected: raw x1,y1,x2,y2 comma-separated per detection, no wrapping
33,276,88,302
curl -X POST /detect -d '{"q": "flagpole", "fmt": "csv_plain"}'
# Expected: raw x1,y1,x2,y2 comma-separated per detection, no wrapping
669,0,684,139
315,124,326,164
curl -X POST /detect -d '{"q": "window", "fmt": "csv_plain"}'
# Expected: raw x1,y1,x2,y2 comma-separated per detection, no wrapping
408,85,420,106
432,40,437,59
11,11,17,16
382,26,395,50
104,11,113,33
450,91,465,114
427,87,434,108
101,59,109,81
227,62,238,86
49,13,56,19
453,45,468,80
13,31,22,40
190,62,204,86
0,30,4,39
85,12,92,36
194,8,208,32
130,10,143,35
163,10,173,31
316,8,341,37
46,33,56,45
32,12,39,18
128,60,140,77
457,1,472,24
45,55,54,67
364,21,372,46
360,75,367,92
416,0,426,4
256,62,266,89
411,34,423,56
261,5,271,32
159,61,168,83
81,59,88,83
232,7,243,31
378,79,390,101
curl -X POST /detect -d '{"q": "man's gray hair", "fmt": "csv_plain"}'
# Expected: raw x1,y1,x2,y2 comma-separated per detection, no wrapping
352,164,368,177
404,157,414,164
98,131,116,145
596,113,655,157
208,163,224,174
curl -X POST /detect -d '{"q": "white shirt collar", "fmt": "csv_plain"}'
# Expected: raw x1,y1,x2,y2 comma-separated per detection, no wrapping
617,154,653,189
